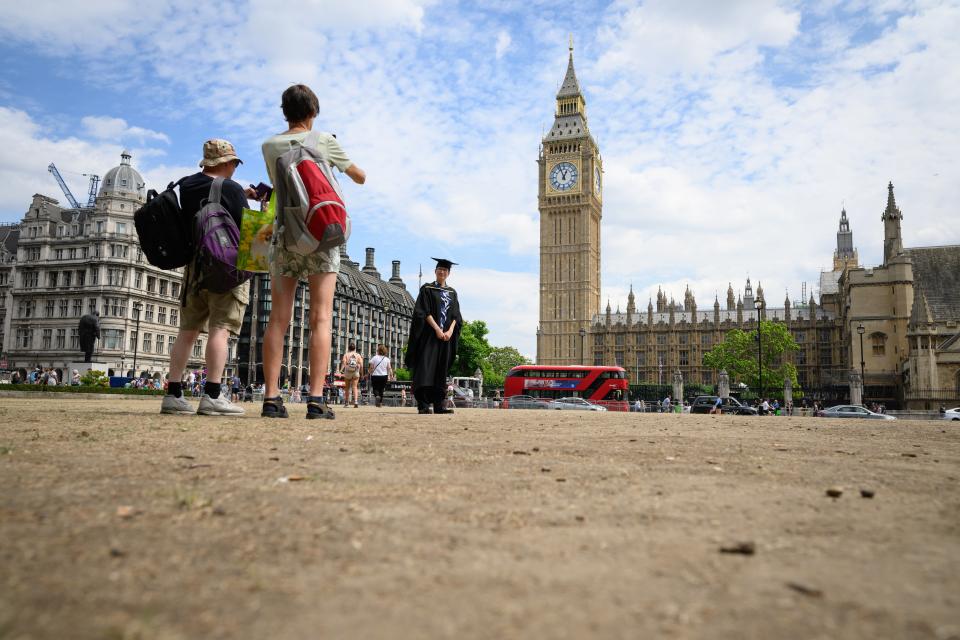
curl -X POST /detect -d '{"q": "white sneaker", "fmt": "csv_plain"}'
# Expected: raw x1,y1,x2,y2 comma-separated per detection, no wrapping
197,394,246,416
161,394,195,415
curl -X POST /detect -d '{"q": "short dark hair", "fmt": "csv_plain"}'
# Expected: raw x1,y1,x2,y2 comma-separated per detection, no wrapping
281,84,319,123
348,342,356,351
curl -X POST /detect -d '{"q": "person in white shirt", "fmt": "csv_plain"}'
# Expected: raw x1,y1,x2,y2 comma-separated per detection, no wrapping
367,344,394,408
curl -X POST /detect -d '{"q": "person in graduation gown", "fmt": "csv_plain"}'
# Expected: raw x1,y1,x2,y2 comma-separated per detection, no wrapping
405,258,463,414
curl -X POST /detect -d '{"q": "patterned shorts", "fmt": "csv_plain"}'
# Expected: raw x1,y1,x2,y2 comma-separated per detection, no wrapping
269,242,340,280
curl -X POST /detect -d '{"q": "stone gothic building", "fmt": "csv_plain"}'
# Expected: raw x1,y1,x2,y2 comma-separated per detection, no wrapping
533,49,959,407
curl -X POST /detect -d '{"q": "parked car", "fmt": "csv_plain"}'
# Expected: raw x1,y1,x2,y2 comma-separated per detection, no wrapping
449,385,474,408
820,405,896,420
502,395,552,410
550,397,607,412
689,395,758,415
941,407,960,421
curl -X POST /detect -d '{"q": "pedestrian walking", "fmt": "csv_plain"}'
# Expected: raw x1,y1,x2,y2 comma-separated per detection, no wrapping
368,344,394,408
405,258,462,415
338,343,364,408
259,84,366,420
160,139,253,416
709,396,722,415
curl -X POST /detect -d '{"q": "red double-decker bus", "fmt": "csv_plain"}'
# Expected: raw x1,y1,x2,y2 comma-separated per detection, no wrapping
503,365,629,411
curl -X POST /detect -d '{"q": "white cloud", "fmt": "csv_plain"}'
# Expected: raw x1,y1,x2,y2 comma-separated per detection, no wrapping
0,108,132,212
81,116,170,144
495,30,512,59
451,268,540,360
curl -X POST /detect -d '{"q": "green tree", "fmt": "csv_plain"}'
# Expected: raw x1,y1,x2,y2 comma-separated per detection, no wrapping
483,346,530,389
454,320,493,379
703,320,800,397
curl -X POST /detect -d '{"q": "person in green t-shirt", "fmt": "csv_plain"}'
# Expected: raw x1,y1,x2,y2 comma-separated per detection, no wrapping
259,84,366,420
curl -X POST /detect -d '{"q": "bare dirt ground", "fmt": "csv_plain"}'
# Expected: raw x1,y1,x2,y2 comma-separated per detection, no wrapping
1,397,958,640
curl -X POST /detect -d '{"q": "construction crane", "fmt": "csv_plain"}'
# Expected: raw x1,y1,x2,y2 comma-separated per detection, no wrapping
47,163,101,208
47,163,80,208
82,173,100,206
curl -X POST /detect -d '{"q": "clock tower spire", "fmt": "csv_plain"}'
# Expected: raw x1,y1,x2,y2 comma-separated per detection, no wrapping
537,44,603,365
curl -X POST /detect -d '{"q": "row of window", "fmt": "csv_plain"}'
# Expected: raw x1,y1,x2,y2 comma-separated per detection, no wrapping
22,220,128,241
17,267,181,298
17,326,203,357
602,349,834,368
16,296,181,327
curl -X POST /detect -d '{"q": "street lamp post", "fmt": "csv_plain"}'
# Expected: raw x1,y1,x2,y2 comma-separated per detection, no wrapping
754,298,763,402
579,328,586,365
131,302,142,378
857,323,866,403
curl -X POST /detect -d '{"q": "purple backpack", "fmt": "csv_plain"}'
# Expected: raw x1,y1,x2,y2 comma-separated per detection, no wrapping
193,177,252,294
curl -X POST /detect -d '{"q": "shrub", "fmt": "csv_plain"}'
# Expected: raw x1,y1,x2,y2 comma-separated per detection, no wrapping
0,384,163,396
80,369,109,387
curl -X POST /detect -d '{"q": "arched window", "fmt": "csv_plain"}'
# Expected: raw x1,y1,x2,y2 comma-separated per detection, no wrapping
871,332,887,356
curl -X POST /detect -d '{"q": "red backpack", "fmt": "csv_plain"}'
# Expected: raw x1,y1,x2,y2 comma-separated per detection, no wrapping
274,131,350,255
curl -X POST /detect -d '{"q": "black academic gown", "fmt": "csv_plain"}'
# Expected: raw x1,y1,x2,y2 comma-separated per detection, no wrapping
405,281,462,406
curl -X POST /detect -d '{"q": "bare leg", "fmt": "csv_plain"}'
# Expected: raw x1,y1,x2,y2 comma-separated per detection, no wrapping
263,275,298,398
204,326,230,384
169,329,201,384
306,272,336,398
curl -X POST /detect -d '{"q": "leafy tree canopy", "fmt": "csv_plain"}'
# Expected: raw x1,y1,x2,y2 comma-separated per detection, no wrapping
451,321,530,392
484,345,531,389
702,320,800,396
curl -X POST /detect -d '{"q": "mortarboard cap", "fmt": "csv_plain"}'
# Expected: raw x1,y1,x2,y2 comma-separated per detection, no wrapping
431,257,458,270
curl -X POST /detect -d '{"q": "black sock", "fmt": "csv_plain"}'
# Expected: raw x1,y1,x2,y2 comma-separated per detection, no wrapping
168,382,183,398
204,381,221,399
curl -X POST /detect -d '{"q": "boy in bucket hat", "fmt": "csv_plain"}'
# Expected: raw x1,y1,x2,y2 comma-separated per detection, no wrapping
160,139,258,416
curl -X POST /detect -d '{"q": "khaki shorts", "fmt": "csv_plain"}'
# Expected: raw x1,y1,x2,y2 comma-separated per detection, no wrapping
181,266,250,335
270,242,340,280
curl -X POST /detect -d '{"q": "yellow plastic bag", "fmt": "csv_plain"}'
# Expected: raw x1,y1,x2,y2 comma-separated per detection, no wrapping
236,194,275,273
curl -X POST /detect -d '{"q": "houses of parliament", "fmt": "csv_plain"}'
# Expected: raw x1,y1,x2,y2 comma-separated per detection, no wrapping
536,46,960,409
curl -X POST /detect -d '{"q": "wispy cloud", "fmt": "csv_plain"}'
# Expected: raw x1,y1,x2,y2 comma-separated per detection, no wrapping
81,116,170,144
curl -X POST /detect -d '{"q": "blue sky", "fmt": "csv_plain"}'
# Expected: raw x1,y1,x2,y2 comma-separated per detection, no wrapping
1,0,958,358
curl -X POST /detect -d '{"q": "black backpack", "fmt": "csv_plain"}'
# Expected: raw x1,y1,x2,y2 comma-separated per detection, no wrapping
134,178,193,269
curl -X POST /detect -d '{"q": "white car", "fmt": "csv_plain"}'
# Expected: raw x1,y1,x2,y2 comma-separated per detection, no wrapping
942,407,960,421
551,397,607,412
820,405,896,420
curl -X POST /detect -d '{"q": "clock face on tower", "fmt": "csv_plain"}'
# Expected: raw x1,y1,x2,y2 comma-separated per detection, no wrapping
594,167,601,194
549,162,578,191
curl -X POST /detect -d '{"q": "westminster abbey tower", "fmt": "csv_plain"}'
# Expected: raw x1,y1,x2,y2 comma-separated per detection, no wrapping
536,43,603,365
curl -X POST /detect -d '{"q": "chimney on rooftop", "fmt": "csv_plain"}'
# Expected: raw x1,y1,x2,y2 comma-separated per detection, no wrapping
389,260,405,288
362,247,379,276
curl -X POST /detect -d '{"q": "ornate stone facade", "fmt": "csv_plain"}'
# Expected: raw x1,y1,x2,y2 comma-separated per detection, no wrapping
1,152,212,380
536,44,603,365
533,46,959,407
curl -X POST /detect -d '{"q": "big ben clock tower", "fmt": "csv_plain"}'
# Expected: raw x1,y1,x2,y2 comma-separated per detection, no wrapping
537,42,602,365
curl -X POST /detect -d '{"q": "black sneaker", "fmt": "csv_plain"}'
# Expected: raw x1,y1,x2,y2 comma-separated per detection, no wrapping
434,406,455,415
417,404,432,415
261,396,289,418
306,397,335,420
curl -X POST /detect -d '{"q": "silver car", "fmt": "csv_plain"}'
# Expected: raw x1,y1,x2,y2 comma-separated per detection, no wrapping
820,405,896,420
942,407,960,421
551,397,607,412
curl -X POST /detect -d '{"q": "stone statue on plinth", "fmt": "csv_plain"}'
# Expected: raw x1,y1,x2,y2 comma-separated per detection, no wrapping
672,369,684,406
849,370,863,406
718,370,730,399
78,311,101,363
